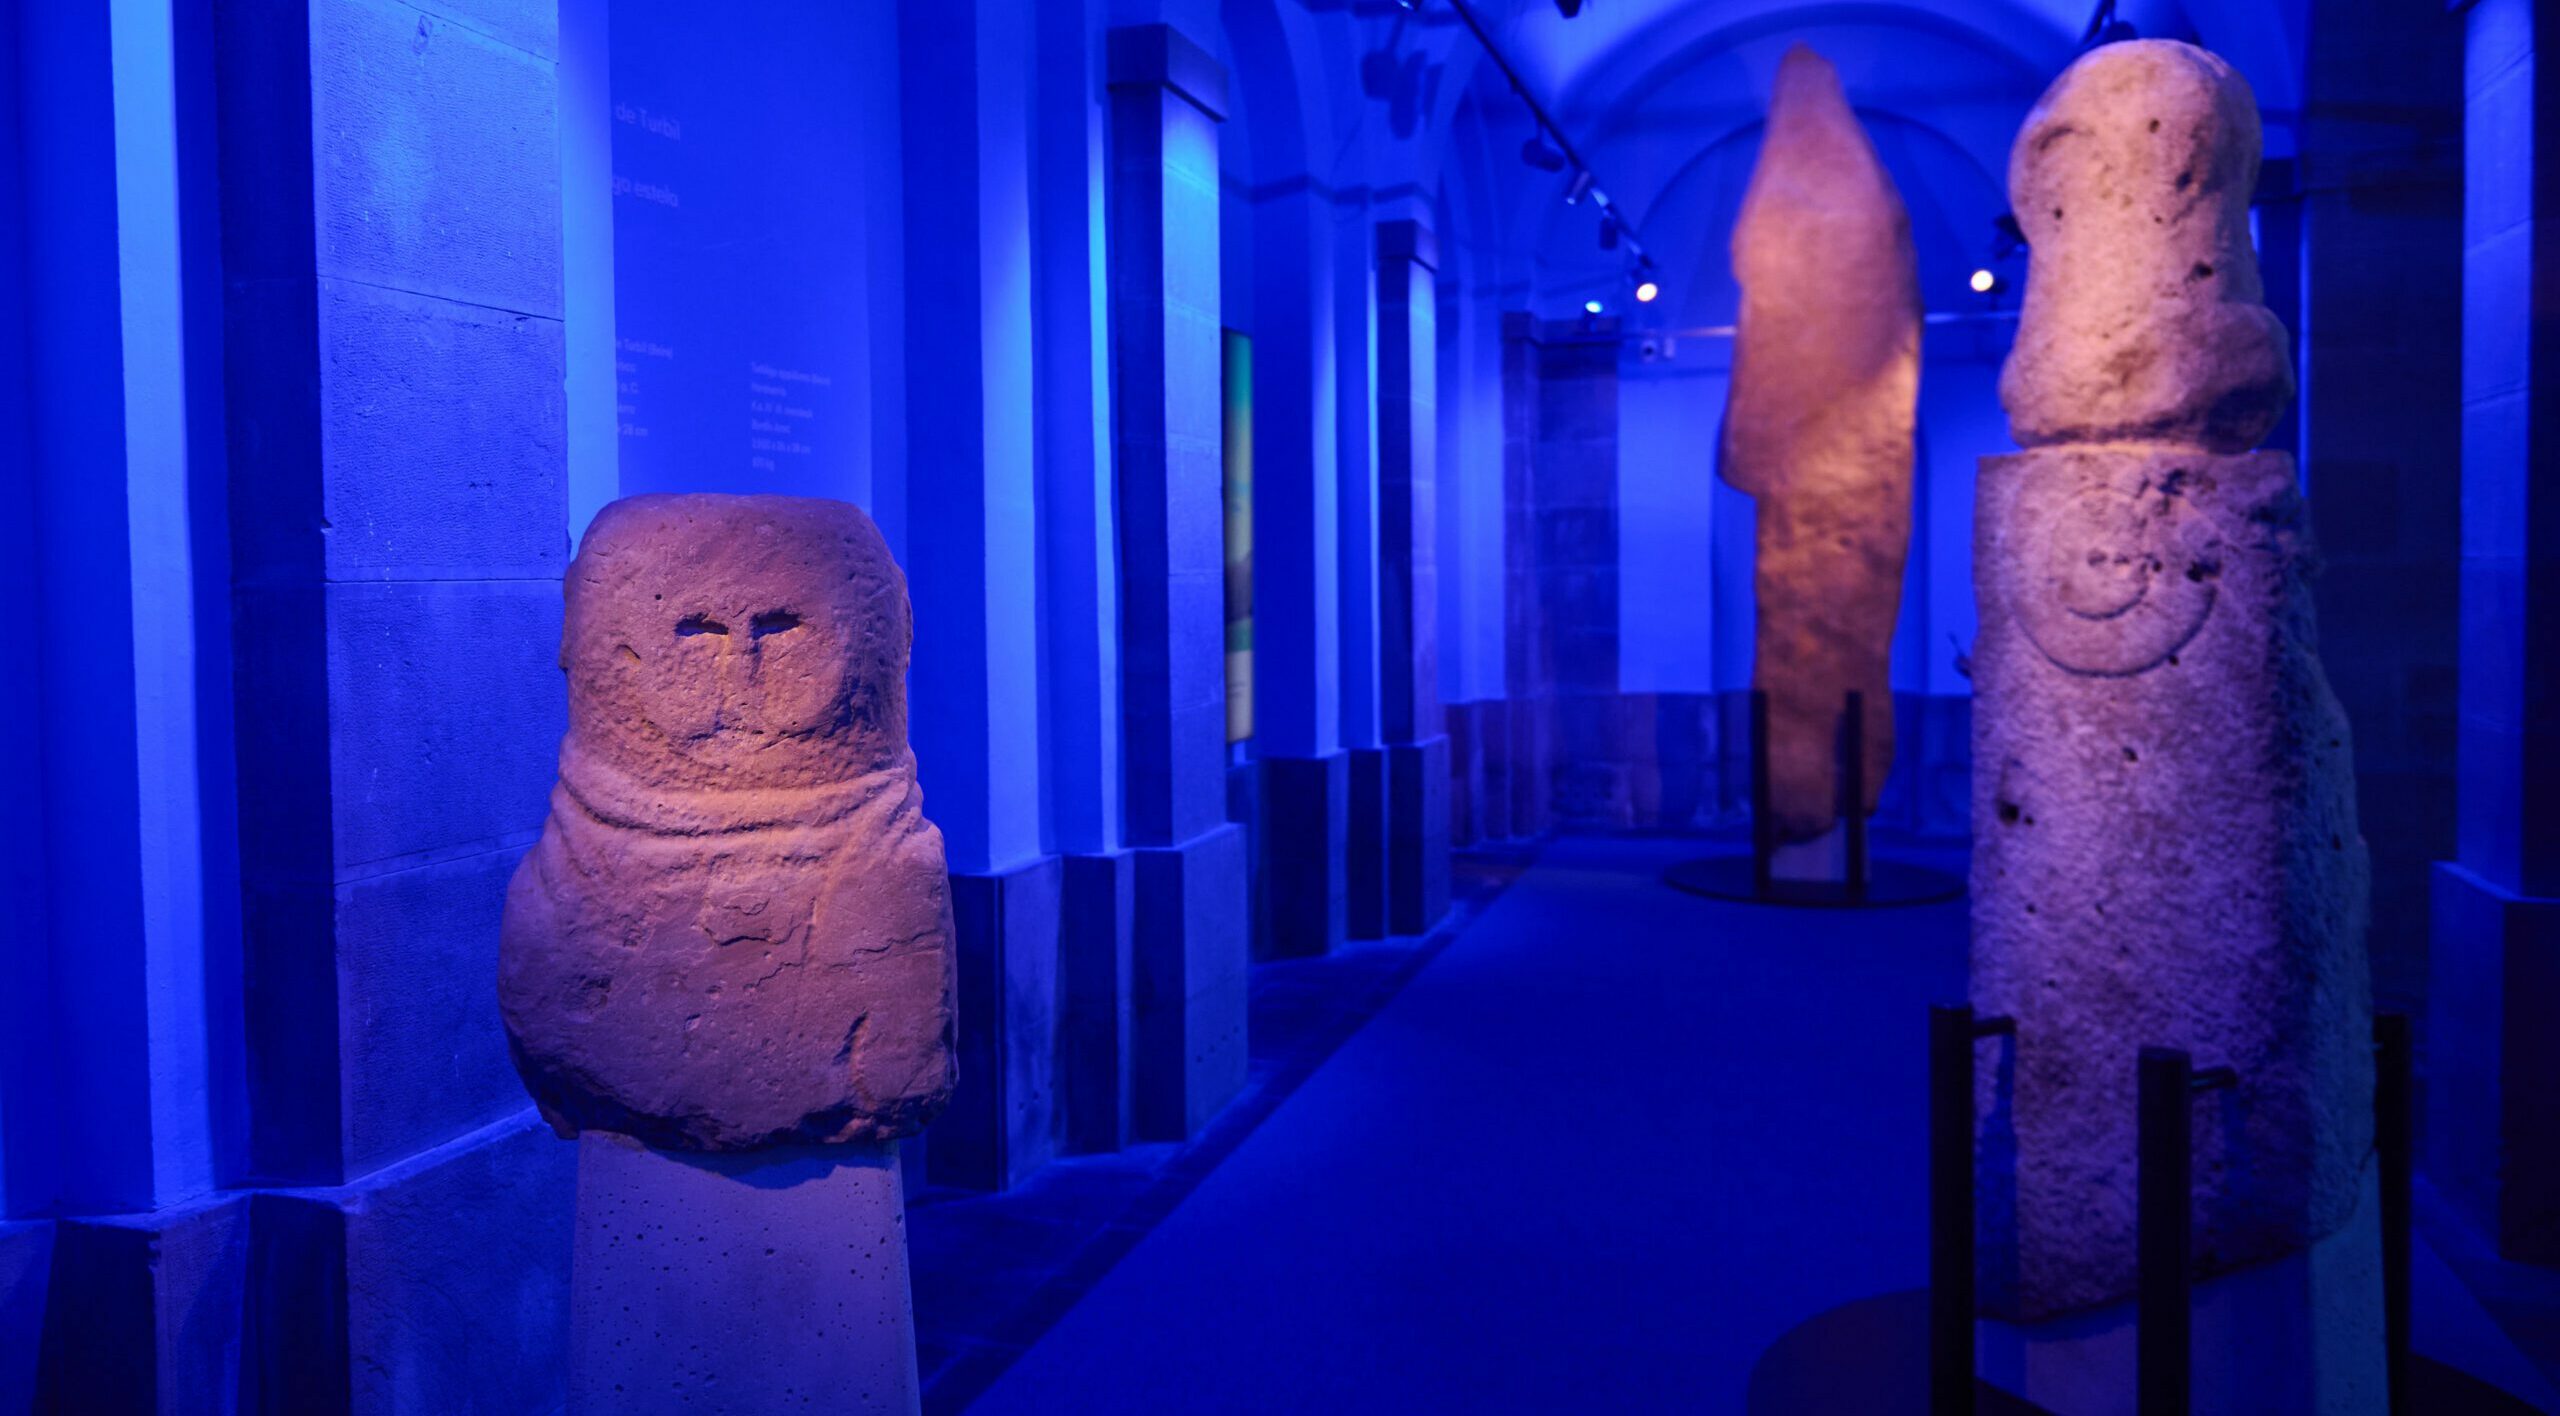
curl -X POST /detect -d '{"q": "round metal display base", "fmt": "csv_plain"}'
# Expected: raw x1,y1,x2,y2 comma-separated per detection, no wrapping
1662,853,1966,910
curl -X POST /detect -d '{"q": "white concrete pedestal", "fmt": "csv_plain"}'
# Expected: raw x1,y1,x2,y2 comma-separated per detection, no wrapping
571,1135,922,1415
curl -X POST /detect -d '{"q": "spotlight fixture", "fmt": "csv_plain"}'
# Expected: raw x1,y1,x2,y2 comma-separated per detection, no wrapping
1555,0,1585,15
1991,211,2027,259
1521,135,1567,172
2079,0,2135,47
1584,298,1605,315
1970,268,2008,296
1630,259,1660,304
1635,278,1660,304
1564,169,1596,205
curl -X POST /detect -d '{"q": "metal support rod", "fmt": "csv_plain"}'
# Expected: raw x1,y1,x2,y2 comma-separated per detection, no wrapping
2138,1048,2235,1416
1843,691,1869,904
1750,690,1774,900
1929,1005,2015,1415
2376,1013,2413,1416
2138,1046,2194,1416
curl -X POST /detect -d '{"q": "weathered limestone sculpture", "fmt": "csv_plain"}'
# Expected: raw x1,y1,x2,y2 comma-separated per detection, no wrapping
1721,44,1920,854
1972,41,2372,1319
500,493,956,1149
500,493,954,1416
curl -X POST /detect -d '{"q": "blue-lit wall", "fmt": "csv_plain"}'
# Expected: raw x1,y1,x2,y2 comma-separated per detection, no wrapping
603,4,898,515
2,0,2542,1406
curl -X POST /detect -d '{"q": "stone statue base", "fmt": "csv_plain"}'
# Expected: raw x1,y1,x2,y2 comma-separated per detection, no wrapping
1972,445,2371,1316
1978,1157,2385,1415
571,1136,921,1416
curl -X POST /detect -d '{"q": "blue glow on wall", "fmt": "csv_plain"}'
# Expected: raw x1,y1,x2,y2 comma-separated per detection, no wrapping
604,0,892,511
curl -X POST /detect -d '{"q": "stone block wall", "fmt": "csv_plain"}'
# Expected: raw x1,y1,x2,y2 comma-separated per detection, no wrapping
2299,0,2466,1014
7,2,579,1406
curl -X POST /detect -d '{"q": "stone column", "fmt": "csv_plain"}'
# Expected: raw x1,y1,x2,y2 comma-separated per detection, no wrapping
1340,205,1391,937
211,2,576,1407
4,4,299,1398
1375,218,1451,935
2431,0,2560,1267
1498,311,1554,837
1107,23,1250,1141
1971,42,2375,1350
1440,278,1511,849
1032,0,1138,1158
1250,182,1350,957
1534,317,1626,827
901,0,1063,1192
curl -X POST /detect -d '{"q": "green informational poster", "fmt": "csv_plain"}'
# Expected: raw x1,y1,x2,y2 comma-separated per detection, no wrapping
1222,330,1254,744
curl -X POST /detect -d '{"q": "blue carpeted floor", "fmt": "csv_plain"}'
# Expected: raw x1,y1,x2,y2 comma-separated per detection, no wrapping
965,836,1972,1413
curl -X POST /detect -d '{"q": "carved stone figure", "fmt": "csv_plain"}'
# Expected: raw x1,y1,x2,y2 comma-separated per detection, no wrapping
1972,40,2371,1317
1722,44,1920,844
500,493,957,1152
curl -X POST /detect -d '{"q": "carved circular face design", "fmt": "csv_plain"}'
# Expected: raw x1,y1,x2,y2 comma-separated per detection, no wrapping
2016,475,2220,676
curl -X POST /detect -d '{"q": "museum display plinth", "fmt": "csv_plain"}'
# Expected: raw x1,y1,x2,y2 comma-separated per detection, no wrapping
573,1137,920,1415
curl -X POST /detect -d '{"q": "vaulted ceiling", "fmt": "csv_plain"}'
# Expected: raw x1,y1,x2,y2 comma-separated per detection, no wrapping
1430,0,2307,319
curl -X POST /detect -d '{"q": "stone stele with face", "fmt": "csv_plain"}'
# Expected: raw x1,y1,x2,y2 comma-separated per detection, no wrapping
499,493,957,1151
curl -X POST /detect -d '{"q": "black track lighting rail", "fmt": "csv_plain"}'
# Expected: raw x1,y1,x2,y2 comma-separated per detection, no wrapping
1443,0,1658,292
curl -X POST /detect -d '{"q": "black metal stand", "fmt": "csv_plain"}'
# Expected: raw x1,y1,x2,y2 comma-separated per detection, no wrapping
1665,690,1961,908
1843,691,1870,904
1750,689,1775,900
2137,1047,2236,1416
1929,1004,2014,1415
1924,1015,2424,1416
2376,1013,2412,1416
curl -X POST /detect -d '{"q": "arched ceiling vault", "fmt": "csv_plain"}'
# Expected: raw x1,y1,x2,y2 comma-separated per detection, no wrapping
1422,0,2305,317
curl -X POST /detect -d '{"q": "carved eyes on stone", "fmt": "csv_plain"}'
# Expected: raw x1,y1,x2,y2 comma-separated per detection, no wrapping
674,612,803,640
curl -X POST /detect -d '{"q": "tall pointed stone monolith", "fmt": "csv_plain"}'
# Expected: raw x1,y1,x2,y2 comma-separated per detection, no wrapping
1722,45,1920,859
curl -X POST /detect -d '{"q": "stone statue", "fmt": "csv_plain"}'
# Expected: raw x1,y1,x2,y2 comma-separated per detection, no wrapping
1972,40,2372,1317
500,493,957,1152
1722,44,1920,847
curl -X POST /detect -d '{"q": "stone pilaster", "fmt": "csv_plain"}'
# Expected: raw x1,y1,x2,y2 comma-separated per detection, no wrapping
899,0,1063,1191
1108,23,1249,1138
2430,0,2560,1266
1375,219,1451,934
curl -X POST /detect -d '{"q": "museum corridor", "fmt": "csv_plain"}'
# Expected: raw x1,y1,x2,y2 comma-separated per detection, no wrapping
8,0,2560,1410
959,835,1972,1412
920,838,2560,1414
